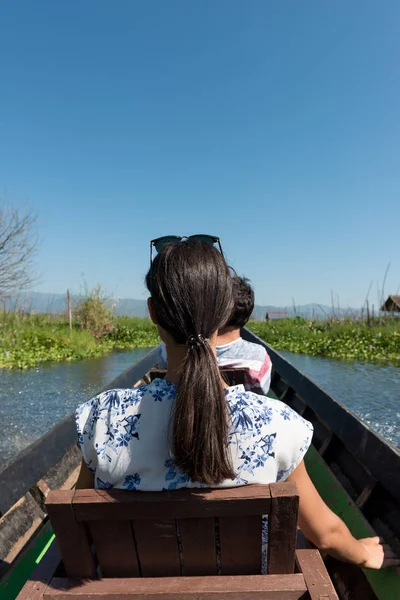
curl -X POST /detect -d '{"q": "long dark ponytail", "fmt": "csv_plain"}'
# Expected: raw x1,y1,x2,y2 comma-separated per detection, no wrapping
145,239,236,485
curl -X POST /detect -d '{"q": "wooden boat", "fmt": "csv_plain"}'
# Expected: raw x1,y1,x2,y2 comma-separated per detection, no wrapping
0,328,399,599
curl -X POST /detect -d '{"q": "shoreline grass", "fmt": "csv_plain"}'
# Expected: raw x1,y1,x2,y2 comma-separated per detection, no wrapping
2,312,399,369
0,313,160,369
248,317,400,364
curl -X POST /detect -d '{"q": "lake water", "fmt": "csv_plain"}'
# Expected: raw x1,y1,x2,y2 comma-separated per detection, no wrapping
0,348,151,467
0,347,399,468
279,351,400,449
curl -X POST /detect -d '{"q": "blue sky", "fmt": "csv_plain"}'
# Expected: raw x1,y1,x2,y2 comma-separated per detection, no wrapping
1,1,399,308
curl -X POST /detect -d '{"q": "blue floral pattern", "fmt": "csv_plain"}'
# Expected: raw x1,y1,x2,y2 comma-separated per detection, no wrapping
162,459,190,490
280,407,294,421
96,477,113,489
123,473,141,490
76,379,313,492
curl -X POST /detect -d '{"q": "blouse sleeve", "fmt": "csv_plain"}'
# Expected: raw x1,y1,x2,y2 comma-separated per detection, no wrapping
272,402,313,481
76,394,102,472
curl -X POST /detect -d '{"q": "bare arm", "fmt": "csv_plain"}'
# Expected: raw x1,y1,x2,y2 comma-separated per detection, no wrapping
75,459,95,489
288,460,399,569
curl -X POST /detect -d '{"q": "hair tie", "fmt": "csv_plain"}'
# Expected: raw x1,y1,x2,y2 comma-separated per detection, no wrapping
187,334,209,348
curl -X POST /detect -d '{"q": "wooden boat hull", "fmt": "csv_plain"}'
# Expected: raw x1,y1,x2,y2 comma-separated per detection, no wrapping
1,335,400,599
242,329,400,600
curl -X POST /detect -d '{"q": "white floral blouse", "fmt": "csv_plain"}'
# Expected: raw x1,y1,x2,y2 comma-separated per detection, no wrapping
76,379,313,491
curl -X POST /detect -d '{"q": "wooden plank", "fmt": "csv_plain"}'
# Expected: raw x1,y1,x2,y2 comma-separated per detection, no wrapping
44,574,307,599
272,378,288,399
42,445,82,494
46,491,96,579
302,408,331,454
0,413,77,518
267,483,299,575
296,549,339,599
280,387,295,404
149,369,167,381
88,521,139,577
72,485,271,521
219,516,262,575
220,368,246,387
284,393,306,417
16,538,60,600
324,557,377,600
367,509,400,557
356,482,377,508
323,436,375,501
1,492,46,568
178,517,217,576
133,519,181,577
150,368,246,388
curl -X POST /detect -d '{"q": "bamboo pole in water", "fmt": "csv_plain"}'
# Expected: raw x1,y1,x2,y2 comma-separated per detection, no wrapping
67,289,72,330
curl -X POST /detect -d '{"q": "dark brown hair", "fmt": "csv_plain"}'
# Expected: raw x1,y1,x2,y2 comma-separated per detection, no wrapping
225,276,255,329
146,239,235,485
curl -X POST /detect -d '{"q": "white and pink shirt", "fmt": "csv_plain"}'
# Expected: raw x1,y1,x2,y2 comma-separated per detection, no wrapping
157,338,272,396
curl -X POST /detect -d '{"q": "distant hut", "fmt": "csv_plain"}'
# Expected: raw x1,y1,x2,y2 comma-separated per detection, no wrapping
380,295,400,312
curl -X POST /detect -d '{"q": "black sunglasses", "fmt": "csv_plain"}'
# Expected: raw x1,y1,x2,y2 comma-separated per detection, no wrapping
150,234,223,263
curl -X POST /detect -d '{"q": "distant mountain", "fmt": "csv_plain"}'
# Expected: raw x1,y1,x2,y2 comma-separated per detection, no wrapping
5,291,359,320
251,303,360,320
4,291,150,318
113,298,149,318
5,291,75,314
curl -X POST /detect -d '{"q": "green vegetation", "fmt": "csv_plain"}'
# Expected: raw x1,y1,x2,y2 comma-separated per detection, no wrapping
74,285,114,339
3,300,400,369
248,317,400,364
0,312,160,369
0,286,161,369
107,316,161,348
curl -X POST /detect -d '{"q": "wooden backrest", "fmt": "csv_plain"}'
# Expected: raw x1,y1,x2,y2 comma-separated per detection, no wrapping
220,368,246,387
149,368,247,388
46,483,299,580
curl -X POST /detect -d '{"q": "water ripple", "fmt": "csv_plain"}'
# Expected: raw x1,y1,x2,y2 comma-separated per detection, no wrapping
0,348,151,466
279,351,400,449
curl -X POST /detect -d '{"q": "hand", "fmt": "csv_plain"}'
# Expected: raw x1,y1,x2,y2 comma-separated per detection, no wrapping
358,537,400,569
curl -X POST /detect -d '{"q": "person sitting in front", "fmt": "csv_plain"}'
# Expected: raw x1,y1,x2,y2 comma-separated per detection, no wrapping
157,275,272,395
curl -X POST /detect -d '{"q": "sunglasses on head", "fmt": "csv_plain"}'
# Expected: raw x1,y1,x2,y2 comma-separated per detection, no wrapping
150,234,223,263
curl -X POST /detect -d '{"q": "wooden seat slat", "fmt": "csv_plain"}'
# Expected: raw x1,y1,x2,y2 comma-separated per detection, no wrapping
70,486,273,521
219,516,262,575
296,549,339,599
44,573,308,599
149,368,247,389
88,521,140,578
178,517,217,576
268,483,299,574
46,491,96,579
133,519,181,577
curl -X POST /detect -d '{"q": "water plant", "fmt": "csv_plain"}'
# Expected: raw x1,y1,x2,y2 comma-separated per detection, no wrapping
0,312,160,369
2,310,399,369
248,318,400,364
